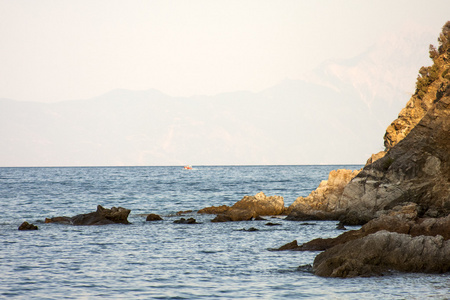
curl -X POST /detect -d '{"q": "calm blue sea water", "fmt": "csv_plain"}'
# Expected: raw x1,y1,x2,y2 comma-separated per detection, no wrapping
1,165,449,299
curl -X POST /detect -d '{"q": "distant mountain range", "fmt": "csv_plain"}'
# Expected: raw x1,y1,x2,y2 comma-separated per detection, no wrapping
0,26,436,166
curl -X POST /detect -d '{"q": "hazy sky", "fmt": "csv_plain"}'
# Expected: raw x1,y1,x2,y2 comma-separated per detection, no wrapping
1,0,449,103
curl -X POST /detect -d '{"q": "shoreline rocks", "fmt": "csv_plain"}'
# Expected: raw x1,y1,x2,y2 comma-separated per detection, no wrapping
313,231,450,278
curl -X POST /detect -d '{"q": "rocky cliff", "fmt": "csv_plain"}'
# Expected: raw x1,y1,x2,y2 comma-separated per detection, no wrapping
288,22,450,225
337,22,450,224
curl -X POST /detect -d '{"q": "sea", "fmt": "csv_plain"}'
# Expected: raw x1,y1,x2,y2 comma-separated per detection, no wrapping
1,165,449,299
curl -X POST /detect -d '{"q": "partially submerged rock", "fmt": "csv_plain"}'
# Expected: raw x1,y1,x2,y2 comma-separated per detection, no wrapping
146,213,163,221
313,231,450,277
18,221,38,230
45,205,131,225
173,217,199,224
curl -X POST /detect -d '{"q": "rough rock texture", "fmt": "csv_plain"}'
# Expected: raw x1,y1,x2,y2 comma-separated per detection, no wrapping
365,151,386,165
45,205,131,225
276,204,450,251
286,169,360,221
313,231,450,277
338,87,450,224
335,25,450,224
18,221,38,230
232,192,284,216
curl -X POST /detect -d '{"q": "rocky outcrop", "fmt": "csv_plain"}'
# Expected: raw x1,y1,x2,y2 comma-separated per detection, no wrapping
384,22,450,150
335,23,450,224
200,192,284,222
313,231,450,277
275,204,450,252
338,87,450,224
45,205,131,225
18,221,38,230
286,169,360,221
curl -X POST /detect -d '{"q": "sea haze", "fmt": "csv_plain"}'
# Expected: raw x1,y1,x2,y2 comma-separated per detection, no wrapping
1,165,449,299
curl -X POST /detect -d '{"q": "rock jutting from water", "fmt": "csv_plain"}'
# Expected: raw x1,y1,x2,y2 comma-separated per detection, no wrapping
45,205,131,225
18,221,38,230
198,192,285,222
146,213,163,221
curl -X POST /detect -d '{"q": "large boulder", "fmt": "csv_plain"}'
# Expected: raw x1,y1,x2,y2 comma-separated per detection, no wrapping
45,205,131,225
286,169,360,221
313,231,450,277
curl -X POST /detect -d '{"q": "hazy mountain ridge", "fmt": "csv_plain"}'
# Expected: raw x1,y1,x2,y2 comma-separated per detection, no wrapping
0,26,436,167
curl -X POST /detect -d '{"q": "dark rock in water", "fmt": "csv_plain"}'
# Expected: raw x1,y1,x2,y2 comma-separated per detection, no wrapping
265,222,281,226
45,205,131,225
336,222,346,230
253,216,267,221
146,214,163,221
300,222,316,226
173,217,199,224
240,227,259,232
297,264,313,273
211,208,257,222
313,231,450,278
18,221,38,230
271,240,299,251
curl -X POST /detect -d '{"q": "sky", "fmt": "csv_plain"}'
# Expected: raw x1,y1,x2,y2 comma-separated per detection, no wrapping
1,0,449,103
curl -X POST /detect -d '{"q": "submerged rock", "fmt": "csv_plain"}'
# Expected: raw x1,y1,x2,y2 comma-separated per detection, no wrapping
313,231,450,278
18,221,38,230
45,205,131,225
